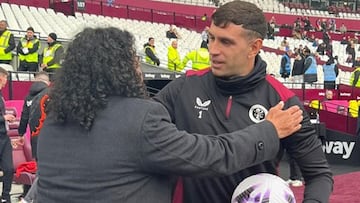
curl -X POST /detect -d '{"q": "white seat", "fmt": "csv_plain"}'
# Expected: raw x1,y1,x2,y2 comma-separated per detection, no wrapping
0,64,13,71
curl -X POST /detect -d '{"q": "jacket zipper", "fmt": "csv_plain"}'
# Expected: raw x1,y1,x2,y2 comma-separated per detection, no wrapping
225,96,232,119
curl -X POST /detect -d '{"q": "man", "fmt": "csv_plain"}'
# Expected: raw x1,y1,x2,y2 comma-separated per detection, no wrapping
17,27,40,72
40,33,64,79
303,47,318,84
323,57,338,90
182,43,210,71
167,39,182,72
36,27,302,203
166,25,180,39
350,66,360,88
201,26,209,49
280,47,292,81
154,1,333,203
18,71,50,158
143,37,160,66
17,71,50,203
339,23,347,34
0,20,15,65
291,52,304,84
0,67,16,203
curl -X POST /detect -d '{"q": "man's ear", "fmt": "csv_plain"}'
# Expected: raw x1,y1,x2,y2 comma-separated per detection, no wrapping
249,39,263,58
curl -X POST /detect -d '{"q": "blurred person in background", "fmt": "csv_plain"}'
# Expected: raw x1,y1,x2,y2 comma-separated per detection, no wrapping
167,39,182,72
17,27,40,72
0,20,15,65
144,37,160,66
182,43,210,71
40,33,64,80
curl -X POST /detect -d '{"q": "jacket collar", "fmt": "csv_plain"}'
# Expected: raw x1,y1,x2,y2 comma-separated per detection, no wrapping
213,55,267,95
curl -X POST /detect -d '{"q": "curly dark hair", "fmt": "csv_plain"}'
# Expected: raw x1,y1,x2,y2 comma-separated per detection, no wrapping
47,27,147,130
211,0,267,39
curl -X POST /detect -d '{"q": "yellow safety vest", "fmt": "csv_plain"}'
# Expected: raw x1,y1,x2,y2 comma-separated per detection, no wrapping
19,37,39,63
144,45,157,65
309,100,323,110
0,30,12,60
350,67,360,88
167,45,182,72
182,48,210,70
348,100,359,118
43,43,62,69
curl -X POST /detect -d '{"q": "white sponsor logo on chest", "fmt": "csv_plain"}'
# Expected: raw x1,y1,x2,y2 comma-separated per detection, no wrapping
194,97,211,119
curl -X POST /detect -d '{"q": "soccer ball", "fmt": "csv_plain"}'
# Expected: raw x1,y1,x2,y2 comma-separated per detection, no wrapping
231,173,296,203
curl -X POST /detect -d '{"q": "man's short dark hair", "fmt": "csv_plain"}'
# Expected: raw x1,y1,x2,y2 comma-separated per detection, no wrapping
211,0,267,39
27,27,34,32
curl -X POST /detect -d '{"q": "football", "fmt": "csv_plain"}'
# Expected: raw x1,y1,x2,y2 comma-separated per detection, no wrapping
231,173,296,203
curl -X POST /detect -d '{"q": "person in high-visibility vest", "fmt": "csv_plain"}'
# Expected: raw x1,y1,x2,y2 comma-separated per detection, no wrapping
350,67,360,88
182,43,210,70
303,48,318,83
143,37,160,66
0,20,15,65
167,39,182,72
279,47,292,81
16,27,40,72
40,33,64,79
323,57,338,89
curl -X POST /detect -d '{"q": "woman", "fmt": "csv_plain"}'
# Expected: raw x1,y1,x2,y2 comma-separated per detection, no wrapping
36,27,301,203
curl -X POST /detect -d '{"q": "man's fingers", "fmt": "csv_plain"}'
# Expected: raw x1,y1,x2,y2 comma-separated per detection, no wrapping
285,105,301,115
274,101,284,110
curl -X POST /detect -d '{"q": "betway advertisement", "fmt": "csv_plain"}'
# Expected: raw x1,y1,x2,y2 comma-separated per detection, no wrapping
322,129,360,166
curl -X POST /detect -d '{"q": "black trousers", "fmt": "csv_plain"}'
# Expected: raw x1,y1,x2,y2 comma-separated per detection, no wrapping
324,81,336,90
289,157,302,180
18,61,38,72
0,60,11,65
0,136,13,201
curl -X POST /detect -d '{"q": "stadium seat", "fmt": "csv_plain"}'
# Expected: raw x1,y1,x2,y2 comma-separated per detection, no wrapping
11,136,36,187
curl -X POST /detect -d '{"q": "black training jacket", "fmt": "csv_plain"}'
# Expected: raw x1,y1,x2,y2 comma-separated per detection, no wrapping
154,55,333,203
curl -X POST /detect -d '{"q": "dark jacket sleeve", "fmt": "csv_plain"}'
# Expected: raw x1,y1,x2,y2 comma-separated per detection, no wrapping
283,96,333,203
5,33,15,53
46,45,64,66
145,47,160,63
18,96,30,136
27,40,39,54
334,64,339,77
152,77,185,122
138,102,280,176
280,56,286,72
0,94,7,135
16,41,23,55
353,70,360,86
303,57,311,72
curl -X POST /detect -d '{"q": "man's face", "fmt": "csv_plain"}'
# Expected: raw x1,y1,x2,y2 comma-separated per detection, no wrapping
149,39,155,46
0,22,6,31
326,91,333,100
26,30,34,39
172,41,178,49
0,74,8,89
208,22,262,77
47,36,54,44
